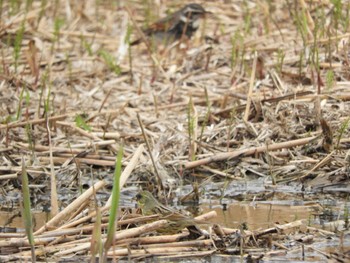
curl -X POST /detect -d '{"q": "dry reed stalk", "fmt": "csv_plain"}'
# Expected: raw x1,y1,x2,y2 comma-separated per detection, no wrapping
152,250,215,259
0,167,49,175
45,117,59,216
215,91,315,117
253,220,305,238
0,114,67,130
91,132,121,139
50,144,146,231
0,233,24,239
137,113,163,190
193,210,217,222
54,220,169,256
59,213,157,232
296,151,335,181
306,226,336,236
38,225,98,238
51,211,216,256
244,51,258,122
219,227,240,235
201,165,241,179
114,215,159,226
39,156,116,166
114,233,186,246
114,220,168,240
184,136,318,169
34,180,106,235
308,33,350,45
56,121,119,153
16,140,117,153
107,246,201,257
141,239,213,249
0,236,57,248
0,174,21,180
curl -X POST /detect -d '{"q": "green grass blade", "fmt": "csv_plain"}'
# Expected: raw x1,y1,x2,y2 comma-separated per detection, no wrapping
21,158,36,262
102,145,123,261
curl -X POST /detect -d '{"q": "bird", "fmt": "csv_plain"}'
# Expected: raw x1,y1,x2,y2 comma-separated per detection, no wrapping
130,3,209,46
136,190,185,218
135,190,204,236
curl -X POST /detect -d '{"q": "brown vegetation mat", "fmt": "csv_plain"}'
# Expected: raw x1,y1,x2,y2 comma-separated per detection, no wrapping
0,0,349,261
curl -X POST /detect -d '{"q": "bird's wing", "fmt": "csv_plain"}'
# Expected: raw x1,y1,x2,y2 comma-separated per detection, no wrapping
144,10,181,34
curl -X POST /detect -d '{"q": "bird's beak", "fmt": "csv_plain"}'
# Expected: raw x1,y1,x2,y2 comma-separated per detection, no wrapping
133,193,140,201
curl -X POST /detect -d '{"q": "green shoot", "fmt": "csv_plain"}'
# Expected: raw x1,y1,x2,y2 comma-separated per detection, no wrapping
9,0,21,15
276,48,285,74
53,17,65,42
38,0,48,25
242,0,252,34
126,23,133,83
344,201,349,230
325,70,335,90
21,158,36,262
199,87,211,145
187,97,196,161
335,116,350,150
75,114,92,131
44,81,52,117
16,87,26,120
227,107,236,151
330,0,341,35
103,145,123,261
14,21,25,72
25,0,33,11
99,49,121,75
81,36,94,56
230,31,243,69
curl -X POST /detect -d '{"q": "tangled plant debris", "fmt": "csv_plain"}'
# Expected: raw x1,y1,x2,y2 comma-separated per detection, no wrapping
0,0,349,262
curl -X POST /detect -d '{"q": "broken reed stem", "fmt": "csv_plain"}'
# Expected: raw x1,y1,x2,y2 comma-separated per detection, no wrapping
107,242,212,257
244,51,258,122
45,116,58,216
53,219,169,257
52,210,217,256
45,144,145,231
136,113,163,190
56,121,119,154
16,140,117,153
184,136,318,169
295,150,335,181
34,180,106,235
0,114,67,130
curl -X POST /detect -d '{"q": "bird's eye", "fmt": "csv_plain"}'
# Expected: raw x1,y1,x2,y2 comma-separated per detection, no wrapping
136,194,142,200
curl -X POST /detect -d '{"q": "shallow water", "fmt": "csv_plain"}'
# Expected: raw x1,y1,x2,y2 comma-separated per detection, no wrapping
202,202,320,230
0,180,349,262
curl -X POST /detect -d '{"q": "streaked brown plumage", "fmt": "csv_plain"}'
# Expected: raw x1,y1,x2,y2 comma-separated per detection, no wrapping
131,3,209,46
136,190,204,236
